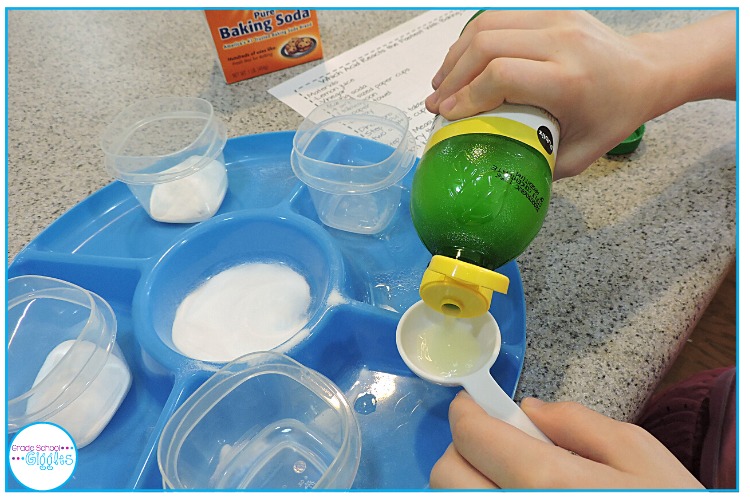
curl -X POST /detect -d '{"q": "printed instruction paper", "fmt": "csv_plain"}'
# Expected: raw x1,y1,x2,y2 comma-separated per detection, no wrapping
268,10,477,150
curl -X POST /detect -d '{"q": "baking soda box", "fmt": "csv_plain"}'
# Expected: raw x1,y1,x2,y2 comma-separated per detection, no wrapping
204,9,323,84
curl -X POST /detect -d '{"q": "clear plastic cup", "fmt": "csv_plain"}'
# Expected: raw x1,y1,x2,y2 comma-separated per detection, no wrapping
291,99,416,234
157,352,361,490
100,96,228,223
6,275,132,448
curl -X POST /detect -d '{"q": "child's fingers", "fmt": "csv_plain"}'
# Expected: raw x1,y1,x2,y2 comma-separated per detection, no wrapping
430,443,497,489
432,10,565,89
430,28,556,112
438,57,561,120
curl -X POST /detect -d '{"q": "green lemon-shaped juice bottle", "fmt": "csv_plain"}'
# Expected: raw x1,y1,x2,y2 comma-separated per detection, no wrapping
411,103,559,318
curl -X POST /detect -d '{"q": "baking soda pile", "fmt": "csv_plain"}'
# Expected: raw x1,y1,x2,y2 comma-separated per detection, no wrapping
149,155,227,223
172,262,313,362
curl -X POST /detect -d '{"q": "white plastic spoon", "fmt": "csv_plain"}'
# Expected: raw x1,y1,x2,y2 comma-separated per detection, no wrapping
396,300,552,443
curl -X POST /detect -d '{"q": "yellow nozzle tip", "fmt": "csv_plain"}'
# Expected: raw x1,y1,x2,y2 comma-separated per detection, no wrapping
428,255,509,293
419,256,509,318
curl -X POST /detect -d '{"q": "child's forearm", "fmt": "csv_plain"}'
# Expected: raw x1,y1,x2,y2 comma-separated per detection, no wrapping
633,11,736,122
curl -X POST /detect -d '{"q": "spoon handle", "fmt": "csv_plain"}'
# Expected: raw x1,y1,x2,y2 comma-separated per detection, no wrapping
463,371,552,444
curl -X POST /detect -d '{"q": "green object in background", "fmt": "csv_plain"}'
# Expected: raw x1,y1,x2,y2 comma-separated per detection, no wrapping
607,124,646,155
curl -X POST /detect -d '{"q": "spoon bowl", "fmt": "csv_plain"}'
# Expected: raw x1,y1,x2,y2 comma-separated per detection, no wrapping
396,300,499,385
396,301,551,443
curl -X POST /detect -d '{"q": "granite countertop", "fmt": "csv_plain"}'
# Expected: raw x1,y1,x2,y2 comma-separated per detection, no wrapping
7,9,736,425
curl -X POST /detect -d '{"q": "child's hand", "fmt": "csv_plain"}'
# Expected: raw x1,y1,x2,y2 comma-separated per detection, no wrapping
426,10,735,180
430,391,704,489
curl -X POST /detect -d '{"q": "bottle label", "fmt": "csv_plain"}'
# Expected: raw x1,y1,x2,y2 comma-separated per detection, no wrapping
425,103,560,173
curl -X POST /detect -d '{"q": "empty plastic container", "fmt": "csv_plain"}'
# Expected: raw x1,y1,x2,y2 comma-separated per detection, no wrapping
291,99,416,234
100,96,228,223
157,351,361,490
7,275,132,448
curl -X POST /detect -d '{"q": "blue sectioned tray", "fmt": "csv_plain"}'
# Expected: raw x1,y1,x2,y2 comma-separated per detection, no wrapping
7,131,527,491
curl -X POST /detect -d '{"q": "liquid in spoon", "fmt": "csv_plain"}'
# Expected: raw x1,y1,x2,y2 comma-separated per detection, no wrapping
417,316,483,378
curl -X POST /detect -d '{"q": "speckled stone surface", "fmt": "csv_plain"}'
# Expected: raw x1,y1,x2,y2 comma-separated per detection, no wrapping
7,10,736,422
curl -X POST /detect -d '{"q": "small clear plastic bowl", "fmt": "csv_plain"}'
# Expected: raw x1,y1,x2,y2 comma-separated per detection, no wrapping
291,99,416,234
157,352,361,490
6,275,131,448
100,96,228,223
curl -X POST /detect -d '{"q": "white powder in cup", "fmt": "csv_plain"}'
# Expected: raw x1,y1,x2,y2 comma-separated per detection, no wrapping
172,262,313,363
149,155,228,223
26,339,132,448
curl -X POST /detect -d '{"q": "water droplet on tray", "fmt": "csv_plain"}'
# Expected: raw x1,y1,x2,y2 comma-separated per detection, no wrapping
354,393,377,414
293,460,306,474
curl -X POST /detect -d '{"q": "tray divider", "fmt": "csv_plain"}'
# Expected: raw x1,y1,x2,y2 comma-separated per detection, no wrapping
126,370,212,489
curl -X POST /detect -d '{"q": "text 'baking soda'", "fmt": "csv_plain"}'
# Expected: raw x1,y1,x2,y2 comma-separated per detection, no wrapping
204,9,323,84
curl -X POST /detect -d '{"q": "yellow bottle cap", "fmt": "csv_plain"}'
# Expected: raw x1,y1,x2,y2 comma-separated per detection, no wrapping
418,255,509,318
